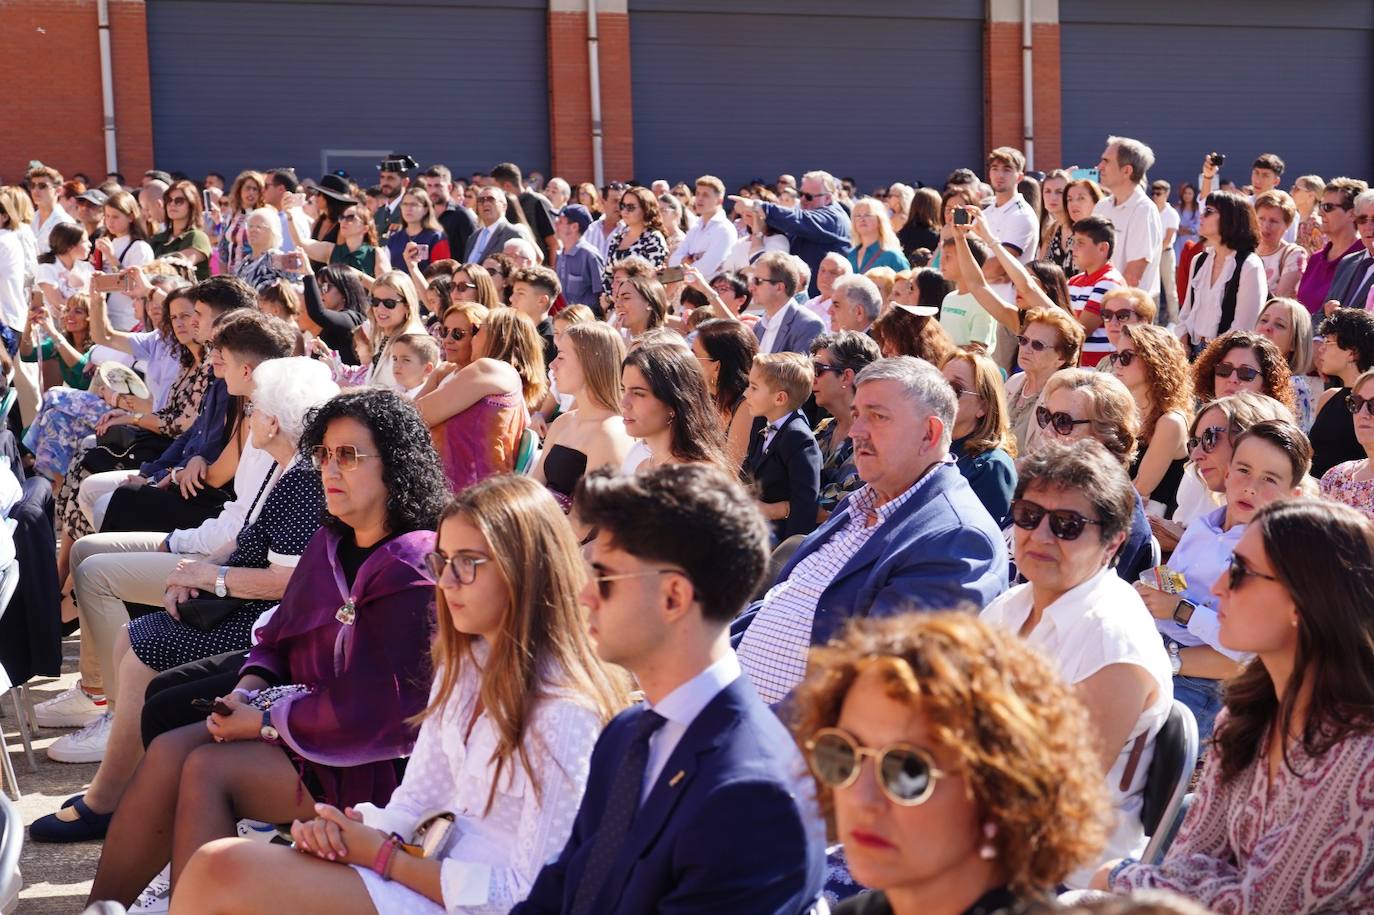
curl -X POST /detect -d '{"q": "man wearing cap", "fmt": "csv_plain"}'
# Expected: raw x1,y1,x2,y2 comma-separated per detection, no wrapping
554,205,607,311
374,155,415,239
421,164,476,259
74,188,108,245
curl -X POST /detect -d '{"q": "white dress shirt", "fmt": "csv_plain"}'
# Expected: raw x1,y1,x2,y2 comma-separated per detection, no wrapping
668,209,736,277
756,300,799,355
168,441,279,559
1178,247,1268,341
803,294,834,333
1154,506,1247,661
641,652,741,802
33,206,77,256
0,229,27,331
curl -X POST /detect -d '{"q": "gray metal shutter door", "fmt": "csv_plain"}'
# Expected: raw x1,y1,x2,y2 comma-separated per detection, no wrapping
145,0,550,180
628,0,984,192
1060,0,1374,188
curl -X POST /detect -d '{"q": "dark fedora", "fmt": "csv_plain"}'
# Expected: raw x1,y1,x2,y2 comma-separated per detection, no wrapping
305,173,355,204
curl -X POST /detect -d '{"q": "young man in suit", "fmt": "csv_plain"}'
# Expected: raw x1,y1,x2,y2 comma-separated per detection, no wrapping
744,352,821,543
514,464,825,915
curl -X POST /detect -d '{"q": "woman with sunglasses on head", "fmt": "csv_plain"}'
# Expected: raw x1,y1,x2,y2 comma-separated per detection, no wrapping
1101,499,1374,912
982,438,1172,888
85,387,450,910
288,201,384,279
1309,308,1374,478
1254,297,1318,431
416,308,545,493
299,264,368,366
795,612,1109,915
1319,368,1374,519
943,350,1018,523
150,179,212,281
1112,324,1193,519
174,474,629,915
1136,420,1310,742
600,186,669,298
1007,306,1083,454
1177,191,1266,355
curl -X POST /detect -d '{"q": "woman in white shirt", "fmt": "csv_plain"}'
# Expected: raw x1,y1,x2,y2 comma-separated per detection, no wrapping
0,191,29,337
93,191,154,330
35,223,94,309
171,475,630,915
1177,191,1267,353
981,438,1171,888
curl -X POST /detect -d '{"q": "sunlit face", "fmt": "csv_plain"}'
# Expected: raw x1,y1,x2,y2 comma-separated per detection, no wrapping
1102,296,1148,349
103,206,132,237
1042,177,1066,215
317,417,387,530
615,284,652,334
62,300,89,334
1316,335,1357,377
1041,387,1095,445
1212,524,1297,656
817,259,846,298
849,379,940,494
1255,304,1296,359
941,359,984,441
1097,144,1125,187
618,192,645,229
1111,339,1147,389
371,286,406,331
987,160,1020,195
1018,321,1066,376
1321,191,1355,237
240,180,262,208
1065,186,1096,222
1213,346,1265,398
551,342,586,396
1352,377,1374,450
743,366,782,419
1224,436,1299,525
440,312,476,366
1255,205,1290,247
420,175,449,206
389,342,430,390
620,364,671,439
400,192,427,226
1251,167,1280,194
169,297,197,345
1013,483,1122,597
218,348,257,398
1190,406,1234,492
433,513,507,644
246,214,275,251
475,190,504,226
690,336,720,392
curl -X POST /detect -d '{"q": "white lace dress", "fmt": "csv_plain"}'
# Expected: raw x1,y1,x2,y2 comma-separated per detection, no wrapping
352,653,604,914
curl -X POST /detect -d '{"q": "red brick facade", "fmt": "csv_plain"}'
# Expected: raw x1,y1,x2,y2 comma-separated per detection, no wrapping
983,19,1062,171
0,0,153,183
547,7,635,185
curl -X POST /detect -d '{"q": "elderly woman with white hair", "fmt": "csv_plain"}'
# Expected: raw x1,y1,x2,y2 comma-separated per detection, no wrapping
233,207,299,291
29,357,339,845
502,235,542,268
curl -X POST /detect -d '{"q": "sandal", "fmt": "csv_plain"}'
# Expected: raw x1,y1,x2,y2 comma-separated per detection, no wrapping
29,794,112,842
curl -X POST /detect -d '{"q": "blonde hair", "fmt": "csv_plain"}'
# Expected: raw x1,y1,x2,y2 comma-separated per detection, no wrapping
1099,286,1158,325
849,196,902,254
948,349,1017,459
0,187,34,227
561,321,627,413
1042,368,1140,466
752,352,814,410
1254,189,1298,226
480,308,548,409
1258,296,1314,375
864,266,896,303
694,175,725,197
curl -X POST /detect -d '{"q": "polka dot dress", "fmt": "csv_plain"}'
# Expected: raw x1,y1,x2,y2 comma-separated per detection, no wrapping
129,459,326,672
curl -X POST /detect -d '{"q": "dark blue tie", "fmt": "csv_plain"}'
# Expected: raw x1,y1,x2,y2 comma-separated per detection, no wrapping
570,709,667,915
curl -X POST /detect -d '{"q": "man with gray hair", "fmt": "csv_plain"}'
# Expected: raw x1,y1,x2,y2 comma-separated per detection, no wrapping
732,355,1008,704
804,251,852,331
730,169,851,297
830,274,882,335
1094,135,1163,294
1324,188,1374,310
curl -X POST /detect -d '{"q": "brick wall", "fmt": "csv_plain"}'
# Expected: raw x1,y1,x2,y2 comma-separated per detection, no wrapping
983,17,1062,171
546,4,634,185
0,0,153,184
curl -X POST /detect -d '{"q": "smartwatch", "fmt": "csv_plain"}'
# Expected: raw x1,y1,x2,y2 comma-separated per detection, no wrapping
214,566,229,598
259,710,280,744
1172,598,1196,627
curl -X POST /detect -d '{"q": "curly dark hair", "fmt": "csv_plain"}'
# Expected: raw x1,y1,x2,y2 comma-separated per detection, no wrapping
1118,323,1194,441
1190,330,1294,414
1320,308,1374,372
298,388,450,536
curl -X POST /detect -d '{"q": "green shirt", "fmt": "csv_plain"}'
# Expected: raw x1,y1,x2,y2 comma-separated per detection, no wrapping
329,243,377,276
151,228,213,280
938,291,998,355
22,338,93,389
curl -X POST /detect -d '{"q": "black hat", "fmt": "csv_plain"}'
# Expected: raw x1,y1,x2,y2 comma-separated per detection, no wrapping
305,174,354,204
76,189,109,207
378,154,418,175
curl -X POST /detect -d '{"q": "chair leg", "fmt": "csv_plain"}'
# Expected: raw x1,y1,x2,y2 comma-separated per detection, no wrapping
10,692,34,773
0,725,18,801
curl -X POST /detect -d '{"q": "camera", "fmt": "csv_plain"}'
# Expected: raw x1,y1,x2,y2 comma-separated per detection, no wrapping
1208,152,1226,168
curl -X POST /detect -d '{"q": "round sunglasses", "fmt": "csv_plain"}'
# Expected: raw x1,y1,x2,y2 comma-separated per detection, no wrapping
1035,406,1091,436
806,728,945,806
1009,498,1102,541
1188,425,1230,454
1016,335,1054,353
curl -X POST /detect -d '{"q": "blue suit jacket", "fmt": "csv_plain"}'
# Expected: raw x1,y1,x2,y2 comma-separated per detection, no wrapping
752,302,826,356
733,462,1008,647
513,676,825,915
759,201,852,296
1328,249,1374,308
747,412,822,541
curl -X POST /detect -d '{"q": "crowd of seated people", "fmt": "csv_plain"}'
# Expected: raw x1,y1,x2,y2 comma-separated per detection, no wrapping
0,142,1371,914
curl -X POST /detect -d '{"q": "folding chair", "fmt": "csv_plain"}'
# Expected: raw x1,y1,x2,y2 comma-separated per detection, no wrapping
0,552,35,799
1140,700,1199,864
514,427,541,475
0,792,20,913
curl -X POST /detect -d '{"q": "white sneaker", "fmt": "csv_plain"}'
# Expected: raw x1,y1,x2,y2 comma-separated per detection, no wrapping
34,684,107,729
131,865,170,913
46,712,112,763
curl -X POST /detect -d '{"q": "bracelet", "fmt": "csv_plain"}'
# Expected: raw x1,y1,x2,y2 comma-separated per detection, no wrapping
372,833,403,880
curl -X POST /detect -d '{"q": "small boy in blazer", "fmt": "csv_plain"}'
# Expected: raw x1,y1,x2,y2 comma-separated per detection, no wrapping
744,352,821,542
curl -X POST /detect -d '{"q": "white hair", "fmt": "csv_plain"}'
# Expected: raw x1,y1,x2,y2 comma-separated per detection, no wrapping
854,356,956,451
502,236,542,265
832,275,882,323
246,207,283,251
820,251,854,275
802,170,838,196
250,356,340,444
1354,189,1374,212
789,254,811,295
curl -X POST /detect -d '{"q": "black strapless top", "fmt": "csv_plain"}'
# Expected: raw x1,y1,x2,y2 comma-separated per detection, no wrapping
544,444,589,498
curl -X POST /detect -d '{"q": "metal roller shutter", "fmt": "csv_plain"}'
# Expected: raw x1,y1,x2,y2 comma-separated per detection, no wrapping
146,0,550,180
1060,0,1374,188
628,0,984,191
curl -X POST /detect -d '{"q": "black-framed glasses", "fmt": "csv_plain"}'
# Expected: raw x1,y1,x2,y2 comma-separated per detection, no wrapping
1214,363,1261,382
1016,335,1054,353
439,326,470,342
1116,350,1139,368
310,444,378,471
805,728,945,806
800,192,822,202
424,550,490,585
1035,406,1091,436
1101,309,1137,324
1347,394,1374,416
1188,425,1229,454
1226,552,1280,591
813,361,843,376
1321,201,1352,213
371,296,401,310
588,567,686,600
1009,498,1102,541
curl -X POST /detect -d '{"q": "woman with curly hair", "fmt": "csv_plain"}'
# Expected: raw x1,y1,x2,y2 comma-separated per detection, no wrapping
600,185,669,297
1101,499,1374,912
1310,308,1374,478
942,350,1017,522
870,306,956,366
1113,324,1194,517
794,612,1109,914
1191,330,1294,416
83,386,452,908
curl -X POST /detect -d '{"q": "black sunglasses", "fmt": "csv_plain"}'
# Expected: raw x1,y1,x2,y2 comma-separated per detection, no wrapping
1226,552,1280,591
813,361,843,376
1321,201,1352,213
1017,335,1054,353
1347,394,1374,416
805,728,945,806
371,296,401,310
800,192,826,202
1188,425,1229,454
1214,363,1261,382
1035,406,1091,436
1116,350,1139,368
439,326,470,342
1010,499,1102,541
1101,309,1138,324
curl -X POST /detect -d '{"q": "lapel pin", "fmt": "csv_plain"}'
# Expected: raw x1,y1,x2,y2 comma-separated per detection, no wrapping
669,770,685,787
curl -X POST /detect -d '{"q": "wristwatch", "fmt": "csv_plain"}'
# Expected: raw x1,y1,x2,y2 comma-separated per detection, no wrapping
1167,641,1183,676
214,566,229,598
259,709,280,744
1172,598,1196,627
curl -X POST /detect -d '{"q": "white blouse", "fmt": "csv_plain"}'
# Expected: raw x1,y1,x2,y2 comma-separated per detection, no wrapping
1178,248,1267,342
353,650,604,914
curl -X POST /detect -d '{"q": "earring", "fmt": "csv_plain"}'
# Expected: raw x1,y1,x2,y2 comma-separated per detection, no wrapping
978,822,998,860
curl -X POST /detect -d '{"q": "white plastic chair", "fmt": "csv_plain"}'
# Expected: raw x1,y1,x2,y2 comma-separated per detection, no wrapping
0,792,21,914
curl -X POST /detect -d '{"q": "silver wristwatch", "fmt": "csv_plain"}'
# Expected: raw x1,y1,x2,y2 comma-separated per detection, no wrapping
214,566,229,598
1167,641,1182,676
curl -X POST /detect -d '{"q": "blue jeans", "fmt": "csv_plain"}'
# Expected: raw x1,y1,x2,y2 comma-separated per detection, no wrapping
1163,636,1224,745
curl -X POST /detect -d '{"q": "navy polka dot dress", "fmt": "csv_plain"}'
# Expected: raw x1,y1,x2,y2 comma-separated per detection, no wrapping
129,459,325,672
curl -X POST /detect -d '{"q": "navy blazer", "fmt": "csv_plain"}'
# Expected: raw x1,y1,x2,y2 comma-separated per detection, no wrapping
1328,249,1374,309
747,412,822,541
753,302,825,355
513,676,825,915
733,462,1008,647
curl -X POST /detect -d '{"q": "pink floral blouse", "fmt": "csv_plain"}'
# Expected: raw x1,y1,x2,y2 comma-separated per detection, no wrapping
1320,460,1374,520
1111,712,1374,913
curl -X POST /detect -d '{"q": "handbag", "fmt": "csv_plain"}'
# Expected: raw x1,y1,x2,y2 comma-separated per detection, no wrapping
176,597,249,632
81,426,171,473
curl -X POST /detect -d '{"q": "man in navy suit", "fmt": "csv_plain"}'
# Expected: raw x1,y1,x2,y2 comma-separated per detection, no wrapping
744,353,822,542
514,464,825,915
749,251,826,356
734,356,1008,705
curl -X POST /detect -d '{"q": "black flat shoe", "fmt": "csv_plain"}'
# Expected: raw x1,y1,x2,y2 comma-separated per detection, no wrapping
29,795,111,842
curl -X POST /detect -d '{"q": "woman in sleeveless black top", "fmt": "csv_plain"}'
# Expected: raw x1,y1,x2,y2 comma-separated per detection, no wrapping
1310,309,1374,477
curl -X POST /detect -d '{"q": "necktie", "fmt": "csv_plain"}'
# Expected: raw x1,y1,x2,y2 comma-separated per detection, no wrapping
570,709,667,915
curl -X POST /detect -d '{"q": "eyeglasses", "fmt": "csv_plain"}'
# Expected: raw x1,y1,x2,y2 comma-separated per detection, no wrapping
748,275,778,287
309,444,378,471
339,213,362,224
477,195,502,205
618,202,639,212
439,326,470,341
1357,215,1374,227
805,728,945,806
588,567,685,600
1009,498,1102,541
1150,190,1167,197
1321,202,1352,213
1347,394,1374,416
166,197,189,206
1035,406,1091,436
371,296,401,310
800,192,825,202
1188,425,1229,454
1116,349,1139,368
1016,335,1054,353
1226,552,1280,591
1101,309,1137,324
424,550,490,585
813,361,842,376
949,384,981,399
1214,362,1261,382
